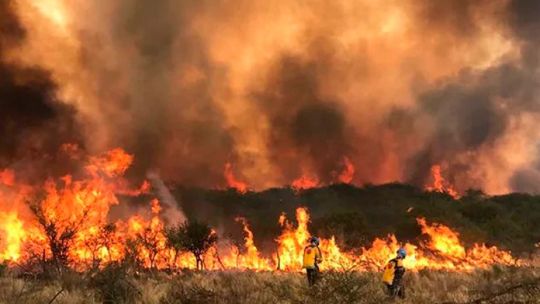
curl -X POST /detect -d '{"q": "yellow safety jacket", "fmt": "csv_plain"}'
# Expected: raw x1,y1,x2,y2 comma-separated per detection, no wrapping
303,245,322,269
382,258,404,285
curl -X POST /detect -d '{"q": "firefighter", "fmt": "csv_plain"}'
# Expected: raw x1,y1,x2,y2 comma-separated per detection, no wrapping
382,248,407,299
303,236,323,286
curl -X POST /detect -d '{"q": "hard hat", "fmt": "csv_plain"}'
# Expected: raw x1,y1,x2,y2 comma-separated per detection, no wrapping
397,248,407,258
309,236,320,246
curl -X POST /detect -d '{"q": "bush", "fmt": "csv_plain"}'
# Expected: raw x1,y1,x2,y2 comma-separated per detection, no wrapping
89,263,141,304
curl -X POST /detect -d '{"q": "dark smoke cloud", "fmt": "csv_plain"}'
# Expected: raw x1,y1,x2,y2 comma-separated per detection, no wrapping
510,0,540,43
74,0,236,186
0,0,82,178
254,55,354,183
406,0,540,191
6,0,540,193
416,0,484,36
507,0,540,193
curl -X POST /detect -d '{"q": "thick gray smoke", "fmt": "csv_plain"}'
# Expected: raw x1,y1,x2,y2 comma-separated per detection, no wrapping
146,171,186,224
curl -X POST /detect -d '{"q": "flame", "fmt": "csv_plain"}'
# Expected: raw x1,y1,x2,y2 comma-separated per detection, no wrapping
290,156,353,189
0,148,525,272
0,212,27,261
0,169,15,186
224,163,248,193
417,217,465,258
291,175,319,192
275,207,311,270
426,165,460,198
224,218,272,270
86,148,134,177
271,208,520,272
338,157,355,184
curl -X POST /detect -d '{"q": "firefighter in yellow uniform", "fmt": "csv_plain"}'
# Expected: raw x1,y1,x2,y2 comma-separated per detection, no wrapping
382,248,407,299
303,236,323,286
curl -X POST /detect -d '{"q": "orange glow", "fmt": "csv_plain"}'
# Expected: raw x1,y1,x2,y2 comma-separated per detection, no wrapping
0,212,27,261
0,169,15,186
291,175,319,192
224,163,248,193
223,217,272,270
0,148,525,272
426,165,460,198
86,148,134,177
338,157,355,184
6,0,524,194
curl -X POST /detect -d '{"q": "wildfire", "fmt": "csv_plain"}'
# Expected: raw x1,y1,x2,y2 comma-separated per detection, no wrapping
0,148,524,272
338,157,355,184
291,157,354,191
291,175,319,192
426,165,460,199
223,218,272,270
224,163,248,193
0,169,15,186
0,212,26,261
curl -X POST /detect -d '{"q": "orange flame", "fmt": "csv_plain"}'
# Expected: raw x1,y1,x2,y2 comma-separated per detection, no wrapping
0,212,27,261
0,169,15,186
426,165,459,199
291,175,319,192
0,149,524,272
224,163,248,193
86,148,134,177
224,217,271,270
338,157,355,184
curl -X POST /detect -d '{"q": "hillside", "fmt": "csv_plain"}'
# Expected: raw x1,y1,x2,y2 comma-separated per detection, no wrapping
172,184,540,256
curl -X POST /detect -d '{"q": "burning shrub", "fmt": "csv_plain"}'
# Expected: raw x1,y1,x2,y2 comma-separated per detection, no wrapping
166,220,217,270
28,197,89,275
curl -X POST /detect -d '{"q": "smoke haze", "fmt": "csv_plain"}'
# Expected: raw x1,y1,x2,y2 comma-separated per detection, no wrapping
2,0,540,194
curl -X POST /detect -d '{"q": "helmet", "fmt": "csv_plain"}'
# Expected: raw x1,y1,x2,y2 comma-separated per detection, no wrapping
397,248,407,258
309,236,320,246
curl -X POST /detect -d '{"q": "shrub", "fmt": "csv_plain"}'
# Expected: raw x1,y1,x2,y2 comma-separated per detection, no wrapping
89,262,141,304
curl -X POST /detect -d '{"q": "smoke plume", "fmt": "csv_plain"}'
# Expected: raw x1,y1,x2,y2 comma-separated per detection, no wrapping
2,0,540,194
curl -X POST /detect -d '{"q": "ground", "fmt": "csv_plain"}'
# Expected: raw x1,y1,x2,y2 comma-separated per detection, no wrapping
0,266,538,303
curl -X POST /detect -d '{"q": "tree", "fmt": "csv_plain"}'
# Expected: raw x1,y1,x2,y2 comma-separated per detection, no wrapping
164,225,183,270
99,223,117,263
166,220,217,270
136,226,162,269
29,202,88,274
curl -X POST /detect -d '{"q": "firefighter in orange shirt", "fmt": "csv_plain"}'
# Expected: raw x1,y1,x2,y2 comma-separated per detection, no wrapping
303,236,323,286
382,248,407,299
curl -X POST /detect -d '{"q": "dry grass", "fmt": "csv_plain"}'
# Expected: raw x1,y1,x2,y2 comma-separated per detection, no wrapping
0,266,538,304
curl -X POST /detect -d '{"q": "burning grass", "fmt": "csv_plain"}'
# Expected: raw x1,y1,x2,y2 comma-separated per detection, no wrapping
0,148,532,273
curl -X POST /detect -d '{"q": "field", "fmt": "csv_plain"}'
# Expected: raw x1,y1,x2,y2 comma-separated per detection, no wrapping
0,266,538,304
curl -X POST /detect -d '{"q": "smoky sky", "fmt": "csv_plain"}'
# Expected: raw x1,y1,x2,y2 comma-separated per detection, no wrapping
507,0,540,193
2,0,540,193
405,0,540,191
254,55,354,184
0,0,82,179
